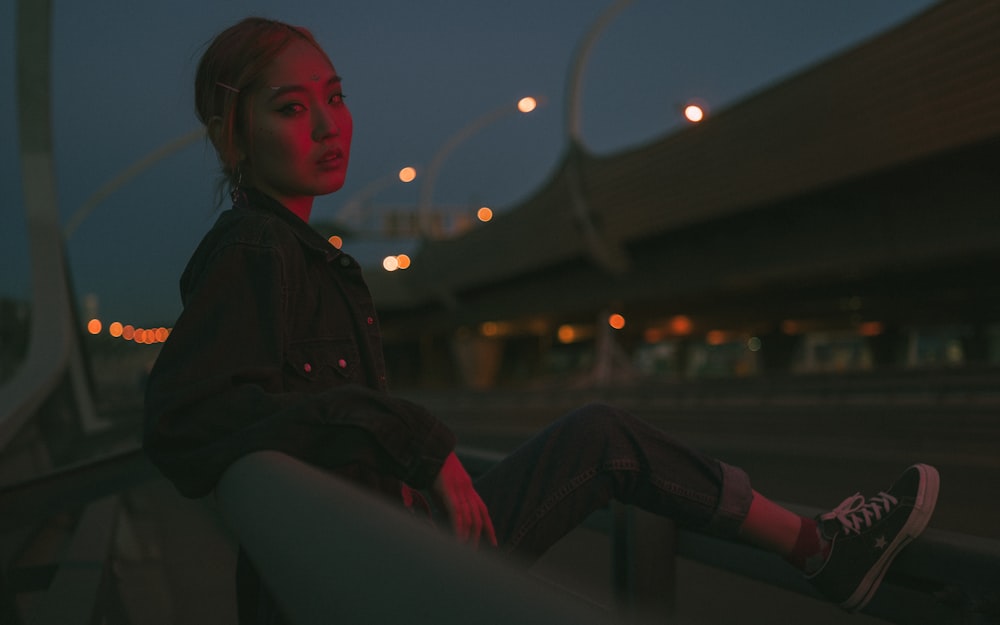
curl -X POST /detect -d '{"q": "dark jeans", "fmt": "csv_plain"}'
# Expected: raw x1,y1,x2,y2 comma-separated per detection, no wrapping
475,402,754,562
241,402,754,624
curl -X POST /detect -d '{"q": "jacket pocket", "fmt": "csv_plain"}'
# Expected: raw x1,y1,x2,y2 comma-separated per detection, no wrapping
284,338,362,391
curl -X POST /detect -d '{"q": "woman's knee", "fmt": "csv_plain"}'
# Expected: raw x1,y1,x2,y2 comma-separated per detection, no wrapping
561,402,639,438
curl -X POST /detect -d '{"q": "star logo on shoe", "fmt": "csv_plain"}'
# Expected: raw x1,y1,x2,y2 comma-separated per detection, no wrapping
874,535,888,550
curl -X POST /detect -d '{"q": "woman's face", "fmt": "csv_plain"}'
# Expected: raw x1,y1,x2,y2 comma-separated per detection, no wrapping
242,39,353,217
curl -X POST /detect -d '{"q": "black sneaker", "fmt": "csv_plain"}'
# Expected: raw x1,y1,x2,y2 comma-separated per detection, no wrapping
807,463,940,612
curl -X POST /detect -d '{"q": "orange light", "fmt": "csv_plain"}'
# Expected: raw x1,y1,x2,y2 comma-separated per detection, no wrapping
706,330,726,345
781,320,801,335
155,327,170,342
87,318,102,335
122,325,135,341
608,313,626,330
684,104,705,123
396,254,411,270
477,206,493,222
557,324,576,344
669,315,693,335
859,321,884,337
398,166,417,183
328,235,343,249
517,97,537,113
481,321,499,337
109,321,123,338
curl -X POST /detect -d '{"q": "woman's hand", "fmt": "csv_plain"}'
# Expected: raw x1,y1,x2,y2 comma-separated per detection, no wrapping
431,452,498,548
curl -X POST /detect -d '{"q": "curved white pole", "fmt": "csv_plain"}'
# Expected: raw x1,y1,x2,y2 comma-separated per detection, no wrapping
1,0,100,449
64,128,206,239
565,0,634,149
563,0,633,273
417,101,529,239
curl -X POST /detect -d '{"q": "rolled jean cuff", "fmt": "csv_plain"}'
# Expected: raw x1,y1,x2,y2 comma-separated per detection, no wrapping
708,461,753,537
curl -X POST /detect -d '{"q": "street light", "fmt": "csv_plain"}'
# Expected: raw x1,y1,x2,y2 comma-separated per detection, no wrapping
417,96,540,238
683,101,708,123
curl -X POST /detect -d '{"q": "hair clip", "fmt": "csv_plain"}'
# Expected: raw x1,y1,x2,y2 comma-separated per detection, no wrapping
216,81,240,94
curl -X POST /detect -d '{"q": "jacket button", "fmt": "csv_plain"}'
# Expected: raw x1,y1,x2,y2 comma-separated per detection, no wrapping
340,257,351,267
303,363,312,373
338,359,347,368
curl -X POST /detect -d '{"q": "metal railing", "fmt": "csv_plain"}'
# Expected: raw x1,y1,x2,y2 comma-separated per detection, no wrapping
2,443,997,624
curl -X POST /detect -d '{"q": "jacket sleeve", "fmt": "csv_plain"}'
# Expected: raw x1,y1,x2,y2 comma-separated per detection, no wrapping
143,239,455,498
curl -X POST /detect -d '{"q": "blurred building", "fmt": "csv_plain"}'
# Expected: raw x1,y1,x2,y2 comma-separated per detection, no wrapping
364,0,1000,388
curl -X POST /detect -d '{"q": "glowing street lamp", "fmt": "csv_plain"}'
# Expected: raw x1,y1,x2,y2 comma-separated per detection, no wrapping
398,166,417,183
684,102,707,123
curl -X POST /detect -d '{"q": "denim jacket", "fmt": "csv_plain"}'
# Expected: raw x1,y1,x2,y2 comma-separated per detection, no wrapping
143,188,455,500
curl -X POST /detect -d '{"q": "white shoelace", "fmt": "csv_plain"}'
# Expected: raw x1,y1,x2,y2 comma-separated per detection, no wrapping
820,491,899,535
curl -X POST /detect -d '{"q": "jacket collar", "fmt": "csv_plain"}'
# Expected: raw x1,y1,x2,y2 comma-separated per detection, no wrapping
236,187,345,263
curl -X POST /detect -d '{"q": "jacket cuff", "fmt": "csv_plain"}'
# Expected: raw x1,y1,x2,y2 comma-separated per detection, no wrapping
402,418,455,488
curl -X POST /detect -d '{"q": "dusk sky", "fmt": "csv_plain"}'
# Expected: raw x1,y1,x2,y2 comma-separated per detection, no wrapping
1,0,938,327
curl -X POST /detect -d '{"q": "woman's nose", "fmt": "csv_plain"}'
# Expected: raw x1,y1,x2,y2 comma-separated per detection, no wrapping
313,107,340,141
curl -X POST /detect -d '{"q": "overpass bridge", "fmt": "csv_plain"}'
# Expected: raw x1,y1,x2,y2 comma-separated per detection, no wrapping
2,1,1000,623
364,0,1000,389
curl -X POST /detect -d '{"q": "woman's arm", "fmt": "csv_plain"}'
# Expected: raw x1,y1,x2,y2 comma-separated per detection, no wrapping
143,239,454,498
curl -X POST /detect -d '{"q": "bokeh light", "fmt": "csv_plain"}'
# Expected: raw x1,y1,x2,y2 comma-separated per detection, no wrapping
669,314,693,335
398,166,417,183
557,324,576,344
477,206,493,222
684,104,705,123
859,321,885,337
87,317,171,344
608,313,626,330
517,97,537,113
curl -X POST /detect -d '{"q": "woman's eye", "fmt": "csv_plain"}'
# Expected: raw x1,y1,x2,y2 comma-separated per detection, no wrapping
329,92,346,105
278,103,305,116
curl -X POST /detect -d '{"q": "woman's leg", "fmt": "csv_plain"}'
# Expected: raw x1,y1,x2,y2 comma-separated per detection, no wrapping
473,402,940,613
474,402,753,562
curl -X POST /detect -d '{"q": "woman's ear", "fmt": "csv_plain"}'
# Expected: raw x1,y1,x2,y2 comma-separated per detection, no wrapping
207,116,247,165
206,116,226,154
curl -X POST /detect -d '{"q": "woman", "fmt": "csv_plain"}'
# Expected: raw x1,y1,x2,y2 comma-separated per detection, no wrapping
143,17,939,623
